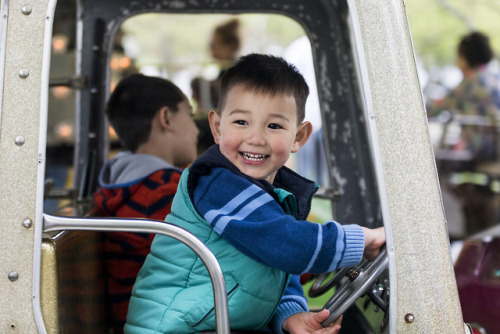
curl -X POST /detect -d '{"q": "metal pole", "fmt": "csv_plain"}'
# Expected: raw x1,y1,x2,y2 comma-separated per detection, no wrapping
42,214,230,334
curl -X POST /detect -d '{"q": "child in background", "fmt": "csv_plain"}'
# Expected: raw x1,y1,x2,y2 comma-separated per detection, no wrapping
92,74,199,332
126,54,385,334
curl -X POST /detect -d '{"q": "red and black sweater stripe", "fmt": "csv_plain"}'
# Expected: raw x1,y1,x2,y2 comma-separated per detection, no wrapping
92,168,181,331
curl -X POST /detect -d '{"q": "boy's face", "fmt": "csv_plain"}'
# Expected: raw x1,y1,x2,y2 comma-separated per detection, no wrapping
209,85,311,183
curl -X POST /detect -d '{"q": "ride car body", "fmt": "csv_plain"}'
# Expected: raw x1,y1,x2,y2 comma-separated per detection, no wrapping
0,0,469,333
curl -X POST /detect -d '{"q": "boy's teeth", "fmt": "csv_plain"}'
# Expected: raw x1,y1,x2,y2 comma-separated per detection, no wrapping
243,153,267,161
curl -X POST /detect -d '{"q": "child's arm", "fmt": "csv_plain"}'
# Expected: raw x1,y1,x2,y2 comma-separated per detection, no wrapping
193,168,381,274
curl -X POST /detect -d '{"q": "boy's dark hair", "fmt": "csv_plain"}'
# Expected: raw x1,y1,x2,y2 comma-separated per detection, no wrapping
106,74,186,152
458,31,493,68
218,54,309,123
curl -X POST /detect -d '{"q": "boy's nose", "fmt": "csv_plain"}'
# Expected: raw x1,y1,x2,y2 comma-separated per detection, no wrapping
246,128,266,146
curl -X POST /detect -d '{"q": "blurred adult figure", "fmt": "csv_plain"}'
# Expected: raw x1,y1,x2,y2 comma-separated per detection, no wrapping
209,18,241,73
427,31,500,237
192,18,241,114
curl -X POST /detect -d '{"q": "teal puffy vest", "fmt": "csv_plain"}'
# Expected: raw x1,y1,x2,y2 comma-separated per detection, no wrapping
125,170,289,333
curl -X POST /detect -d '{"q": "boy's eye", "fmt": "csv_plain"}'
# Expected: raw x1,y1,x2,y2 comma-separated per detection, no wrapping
268,123,283,130
234,120,248,125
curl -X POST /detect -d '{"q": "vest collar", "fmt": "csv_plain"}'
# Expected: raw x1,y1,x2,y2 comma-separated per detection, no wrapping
189,145,318,220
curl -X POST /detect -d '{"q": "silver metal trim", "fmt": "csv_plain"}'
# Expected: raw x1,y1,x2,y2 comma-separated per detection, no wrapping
43,214,230,334
400,0,450,244
0,0,9,126
347,1,397,332
32,1,69,332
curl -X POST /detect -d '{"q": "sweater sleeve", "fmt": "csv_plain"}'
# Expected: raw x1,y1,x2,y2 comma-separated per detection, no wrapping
267,275,308,334
192,168,365,274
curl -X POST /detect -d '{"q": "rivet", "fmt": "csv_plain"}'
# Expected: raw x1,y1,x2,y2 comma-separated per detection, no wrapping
8,272,19,282
370,114,375,119
404,313,415,323
18,69,29,78
348,268,359,281
22,218,32,228
14,136,25,146
21,5,32,15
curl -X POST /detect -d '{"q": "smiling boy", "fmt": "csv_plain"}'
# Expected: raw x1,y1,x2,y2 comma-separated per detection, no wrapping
125,54,385,334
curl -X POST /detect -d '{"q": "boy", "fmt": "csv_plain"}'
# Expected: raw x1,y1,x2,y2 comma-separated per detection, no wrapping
92,74,199,332
125,54,385,333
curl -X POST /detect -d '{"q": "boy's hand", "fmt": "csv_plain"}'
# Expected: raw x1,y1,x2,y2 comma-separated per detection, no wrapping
361,226,386,260
282,309,342,333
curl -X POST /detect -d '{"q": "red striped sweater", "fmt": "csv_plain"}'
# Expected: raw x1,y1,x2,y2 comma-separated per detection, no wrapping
93,167,181,332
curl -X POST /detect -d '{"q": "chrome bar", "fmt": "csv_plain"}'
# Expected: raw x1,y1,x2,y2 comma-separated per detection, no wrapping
43,214,230,334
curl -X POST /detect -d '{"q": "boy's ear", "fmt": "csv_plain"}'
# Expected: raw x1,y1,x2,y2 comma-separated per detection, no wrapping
158,107,172,130
208,109,221,144
291,121,313,153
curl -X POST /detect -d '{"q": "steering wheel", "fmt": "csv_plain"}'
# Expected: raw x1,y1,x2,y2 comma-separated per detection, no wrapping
308,266,353,298
317,246,389,327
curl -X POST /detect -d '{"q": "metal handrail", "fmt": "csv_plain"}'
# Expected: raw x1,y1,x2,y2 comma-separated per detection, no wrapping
42,214,230,334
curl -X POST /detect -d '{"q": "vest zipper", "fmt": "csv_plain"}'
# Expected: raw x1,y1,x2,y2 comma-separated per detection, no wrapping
191,283,240,328
260,273,290,329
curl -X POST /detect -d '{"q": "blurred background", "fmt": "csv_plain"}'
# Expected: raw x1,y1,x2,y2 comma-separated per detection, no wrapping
406,0,500,106
47,0,500,142
46,0,500,233
113,0,500,105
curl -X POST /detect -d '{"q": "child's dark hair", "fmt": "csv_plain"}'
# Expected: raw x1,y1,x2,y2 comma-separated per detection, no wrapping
218,53,309,123
106,74,186,152
458,31,493,68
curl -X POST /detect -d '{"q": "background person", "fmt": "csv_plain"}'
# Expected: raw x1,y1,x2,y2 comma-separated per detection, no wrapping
209,18,241,79
92,73,199,332
427,31,500,236
192,17,241,113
